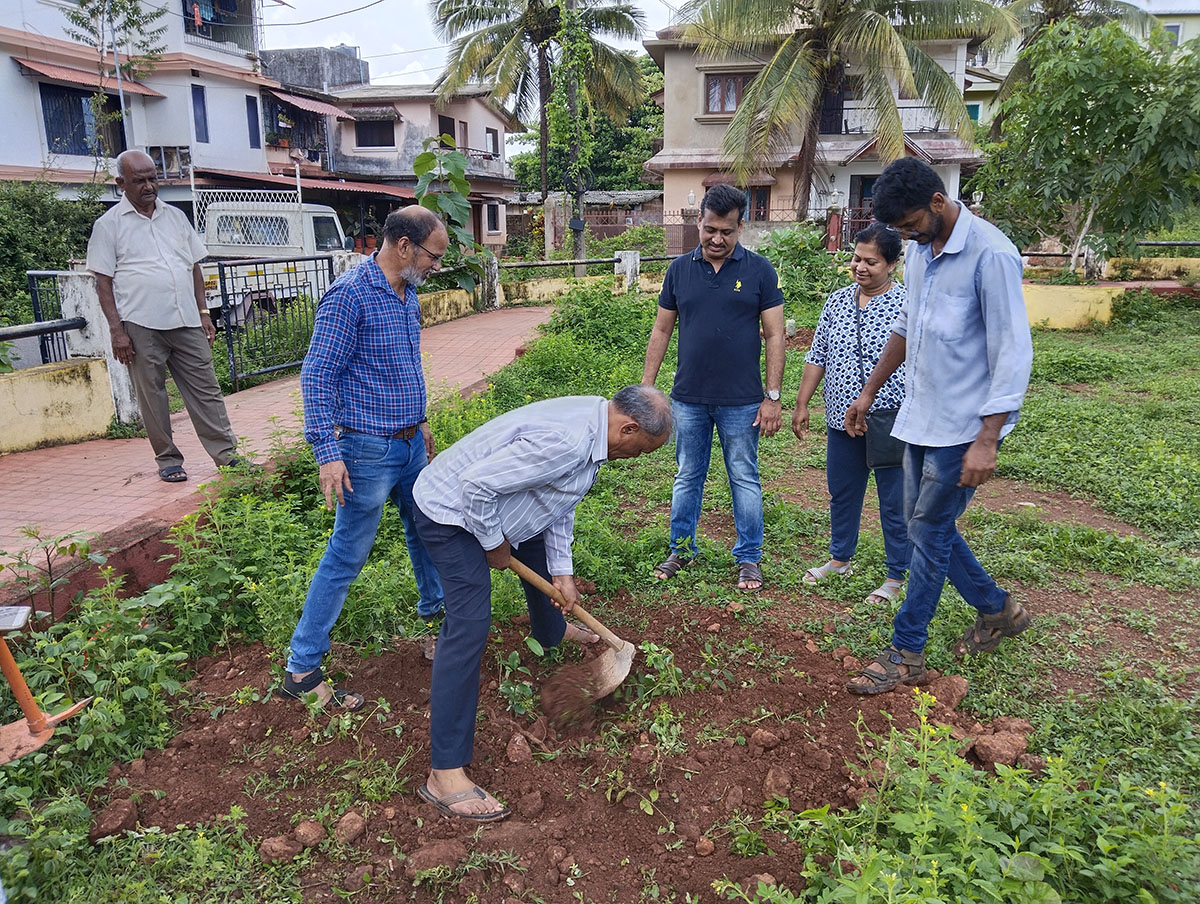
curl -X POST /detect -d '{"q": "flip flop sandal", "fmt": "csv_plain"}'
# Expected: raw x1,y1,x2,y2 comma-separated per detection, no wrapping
653,551,693,580
275,666,365,712
418,783,510,823
159,466,188,483
736,561,763,592
846,647,927,696
865,580,904,605
953,594,1032,657
803,561,852,585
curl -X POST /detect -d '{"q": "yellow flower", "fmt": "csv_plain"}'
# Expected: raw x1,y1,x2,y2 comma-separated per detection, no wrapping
961,803,969,811
931,860,939,868
1145,788,1156,797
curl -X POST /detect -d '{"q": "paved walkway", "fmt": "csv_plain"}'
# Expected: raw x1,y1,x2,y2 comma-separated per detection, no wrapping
0,306,552,566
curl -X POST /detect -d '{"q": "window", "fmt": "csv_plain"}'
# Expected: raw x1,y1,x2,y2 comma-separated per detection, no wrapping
485,127,499,157
966,103,980,122
486,203,500,233
458,120,468,150
355,120,395,147
705,74,753,114
438,114,455,148
246,95,261,149
213,214,290,246
1164,23,1182,45
749,188,769,222
312,216,342,251
192,84,209,143
39,83,126,157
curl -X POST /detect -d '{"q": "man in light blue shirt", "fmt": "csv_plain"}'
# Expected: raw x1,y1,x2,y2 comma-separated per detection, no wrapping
411,385,671,820
844,158,1034,695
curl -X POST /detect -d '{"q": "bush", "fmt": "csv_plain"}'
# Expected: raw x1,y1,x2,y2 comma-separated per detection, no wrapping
755,225,847,327
0,181,102,325
716,693,1200,903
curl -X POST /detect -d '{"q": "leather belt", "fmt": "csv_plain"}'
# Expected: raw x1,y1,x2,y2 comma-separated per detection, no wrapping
337,424,420,440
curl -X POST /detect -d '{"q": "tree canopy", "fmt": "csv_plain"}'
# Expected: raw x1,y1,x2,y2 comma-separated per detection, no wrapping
511,55,663,193
972,21,1200,268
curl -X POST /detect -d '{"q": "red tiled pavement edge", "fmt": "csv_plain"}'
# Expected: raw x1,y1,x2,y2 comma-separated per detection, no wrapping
0,305,553,577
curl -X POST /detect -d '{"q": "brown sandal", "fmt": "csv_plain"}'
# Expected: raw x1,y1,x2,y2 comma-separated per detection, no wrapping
847,647,927,695
654,552,693,580
737,561,763,592
953,594,1031,657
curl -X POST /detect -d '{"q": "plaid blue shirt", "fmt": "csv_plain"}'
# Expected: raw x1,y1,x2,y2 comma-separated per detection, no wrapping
302,254,427,465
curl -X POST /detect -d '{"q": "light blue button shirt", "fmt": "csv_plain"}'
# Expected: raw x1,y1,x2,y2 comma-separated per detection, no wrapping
413,396,609,575
891,203,1033,447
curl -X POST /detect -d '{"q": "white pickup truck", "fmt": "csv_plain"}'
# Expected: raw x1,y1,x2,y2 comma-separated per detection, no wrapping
198,197,354,328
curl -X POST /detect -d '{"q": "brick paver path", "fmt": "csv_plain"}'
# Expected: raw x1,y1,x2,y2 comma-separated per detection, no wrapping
0,306,552,565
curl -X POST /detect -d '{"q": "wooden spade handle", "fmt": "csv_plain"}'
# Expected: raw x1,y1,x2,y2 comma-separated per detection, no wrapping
508,558,626,652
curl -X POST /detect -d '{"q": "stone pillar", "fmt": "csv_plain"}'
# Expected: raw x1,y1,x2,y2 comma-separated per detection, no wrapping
614,250,641,293
58,271,140,425
481,255,502,309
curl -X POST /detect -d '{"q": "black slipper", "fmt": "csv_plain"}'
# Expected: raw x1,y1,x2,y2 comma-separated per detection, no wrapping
159,466,188,483
417,783,510,822
275,667,364,712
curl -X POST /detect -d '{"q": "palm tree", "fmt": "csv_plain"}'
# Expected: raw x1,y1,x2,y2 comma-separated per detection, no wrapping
679,0,1018,213
432,0,646,200
989,0,1153,137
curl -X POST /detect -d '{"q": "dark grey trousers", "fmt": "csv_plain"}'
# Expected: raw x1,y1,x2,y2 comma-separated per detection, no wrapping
123,321,237,470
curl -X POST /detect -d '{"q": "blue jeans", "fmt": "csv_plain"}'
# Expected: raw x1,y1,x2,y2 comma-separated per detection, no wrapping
669,400,763,563
287,430,444,674
826,428,910,580
414,510,569,770
892,442,1007,654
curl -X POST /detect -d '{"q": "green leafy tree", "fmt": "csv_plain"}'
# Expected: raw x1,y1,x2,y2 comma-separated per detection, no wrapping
511,54,663,192
988,0,1152,138
972,22,1200,269
679,0,1017,213
431,0,645,201
60,0,166,166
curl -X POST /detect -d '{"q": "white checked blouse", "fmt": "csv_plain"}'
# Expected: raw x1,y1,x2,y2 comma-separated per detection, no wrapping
804,282,907,431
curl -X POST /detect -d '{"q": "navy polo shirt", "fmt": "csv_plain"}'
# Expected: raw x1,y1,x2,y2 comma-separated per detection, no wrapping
658,243,784,406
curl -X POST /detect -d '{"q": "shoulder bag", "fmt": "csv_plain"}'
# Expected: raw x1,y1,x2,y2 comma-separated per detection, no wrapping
855,290,906,470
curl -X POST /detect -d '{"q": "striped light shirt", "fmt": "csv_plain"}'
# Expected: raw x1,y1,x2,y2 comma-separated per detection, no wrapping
301,253,427,464
413,396,609,575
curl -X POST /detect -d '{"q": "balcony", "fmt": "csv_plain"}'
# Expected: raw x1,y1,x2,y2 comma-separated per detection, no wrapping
463,147,510,180
145,145,192,180
825,104,959,136
183,9,256,58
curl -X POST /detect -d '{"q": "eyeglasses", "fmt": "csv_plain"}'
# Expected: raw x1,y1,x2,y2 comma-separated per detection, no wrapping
410,239,445,264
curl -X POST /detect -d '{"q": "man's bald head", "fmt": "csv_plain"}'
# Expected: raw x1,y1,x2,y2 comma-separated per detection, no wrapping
115,149,156,182
382,205,446,248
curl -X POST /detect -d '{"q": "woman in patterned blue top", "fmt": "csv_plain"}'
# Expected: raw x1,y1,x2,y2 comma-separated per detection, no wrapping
792,223,911,605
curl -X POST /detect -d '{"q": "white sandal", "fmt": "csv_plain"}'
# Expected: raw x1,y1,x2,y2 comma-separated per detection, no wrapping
803,561,853,585
865,579,904,604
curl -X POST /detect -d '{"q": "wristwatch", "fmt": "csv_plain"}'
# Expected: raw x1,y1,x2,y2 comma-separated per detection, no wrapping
765,390,781,402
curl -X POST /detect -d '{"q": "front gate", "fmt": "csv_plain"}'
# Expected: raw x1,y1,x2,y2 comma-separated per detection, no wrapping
216,254,335,390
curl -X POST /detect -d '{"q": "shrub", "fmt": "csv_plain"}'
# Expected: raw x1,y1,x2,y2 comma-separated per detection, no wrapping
755,225,847,327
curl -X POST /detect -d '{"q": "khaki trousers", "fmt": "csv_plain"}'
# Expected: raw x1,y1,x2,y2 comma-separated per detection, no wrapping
123,322,237,471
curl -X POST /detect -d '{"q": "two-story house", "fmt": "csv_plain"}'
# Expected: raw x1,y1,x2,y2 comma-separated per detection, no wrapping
331,83,519,253
643,25,981,242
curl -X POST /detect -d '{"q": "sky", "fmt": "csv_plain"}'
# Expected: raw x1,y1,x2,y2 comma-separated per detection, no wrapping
260,0,679,86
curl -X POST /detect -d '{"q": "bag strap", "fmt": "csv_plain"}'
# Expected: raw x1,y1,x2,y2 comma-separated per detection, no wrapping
854,287,868,390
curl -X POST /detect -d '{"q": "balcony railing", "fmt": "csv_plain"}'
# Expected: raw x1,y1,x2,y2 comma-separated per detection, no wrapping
145,145,192,180
463,147,509,179
834,104,958,135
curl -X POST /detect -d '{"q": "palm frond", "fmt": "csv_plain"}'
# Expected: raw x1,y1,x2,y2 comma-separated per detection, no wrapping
681,0,801,61
906,43,974,143
587,44,644,120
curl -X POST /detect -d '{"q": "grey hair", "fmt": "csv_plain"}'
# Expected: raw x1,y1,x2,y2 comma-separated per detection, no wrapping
381,205,445,246
612,384,671,437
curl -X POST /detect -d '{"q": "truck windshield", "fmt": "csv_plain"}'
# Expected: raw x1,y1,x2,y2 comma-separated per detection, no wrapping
313,216,342,251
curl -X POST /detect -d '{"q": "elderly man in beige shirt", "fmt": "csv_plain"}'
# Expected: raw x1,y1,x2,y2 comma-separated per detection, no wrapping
86,149,240,482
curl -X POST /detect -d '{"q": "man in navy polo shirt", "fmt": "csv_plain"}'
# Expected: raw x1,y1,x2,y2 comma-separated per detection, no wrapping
642,183,786,591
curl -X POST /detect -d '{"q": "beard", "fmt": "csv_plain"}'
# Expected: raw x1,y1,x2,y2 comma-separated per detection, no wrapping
401,263,428,288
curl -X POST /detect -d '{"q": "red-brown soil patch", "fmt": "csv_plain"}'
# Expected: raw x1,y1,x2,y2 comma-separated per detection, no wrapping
100,602,986,903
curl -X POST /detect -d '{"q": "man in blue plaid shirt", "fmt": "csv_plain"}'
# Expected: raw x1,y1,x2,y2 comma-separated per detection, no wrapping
278,206,448,712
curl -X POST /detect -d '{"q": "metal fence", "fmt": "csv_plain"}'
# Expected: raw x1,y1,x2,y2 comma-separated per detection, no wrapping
215,255,335,391
25,271,70,365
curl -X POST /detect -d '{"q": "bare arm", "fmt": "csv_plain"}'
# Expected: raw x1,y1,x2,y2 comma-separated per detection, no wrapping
93,273,134,366
844,332,906,436
960,411,1010,488
791,362,826,439
755,305,786,437
641,306,677,386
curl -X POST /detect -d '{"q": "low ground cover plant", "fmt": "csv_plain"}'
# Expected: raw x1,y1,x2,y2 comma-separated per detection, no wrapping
0,283,1197,901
